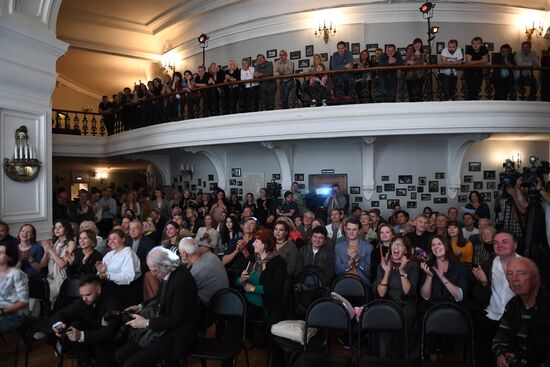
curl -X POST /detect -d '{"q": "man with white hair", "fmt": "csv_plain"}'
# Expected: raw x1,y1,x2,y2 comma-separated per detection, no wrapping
179,237,228,307
116,247,199,367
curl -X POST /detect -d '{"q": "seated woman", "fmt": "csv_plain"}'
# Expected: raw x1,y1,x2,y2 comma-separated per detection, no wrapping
227,193,243,218
160,221,182,254
374,235,420,358
420,235,470,360
447,221,473,264
465,190,490,219
16,223,44,278
304,53,333,105
67,229,103,276
370,224,396,281
195,214,220,251
237,228,287,326
79,220,106,254
273,220,298,299
96,229,141,308
40,219,77,303
0,242,29,334
472,226,495,266
219,215,243,254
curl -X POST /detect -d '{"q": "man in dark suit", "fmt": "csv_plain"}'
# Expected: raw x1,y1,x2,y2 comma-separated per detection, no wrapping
116,247,199,367
126,220,156,273
49,275,121,367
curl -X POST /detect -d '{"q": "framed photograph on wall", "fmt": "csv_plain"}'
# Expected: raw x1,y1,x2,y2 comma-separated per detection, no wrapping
384,183,395,191
417,186,424,193
294,173,305,181
387,199,400,209
436,42,445,54
272,173,281,180
231,168,241,177
463,175,473,183
266,49,277,58
320,53,328,61
474,181,483,190
290,51,301,60
398,48,407,57
421,194,431,201
229,179,237,185
298,59,310,68
208,174,214,181
458,195,468,203
407,201,417,208
428,181,439,192
396,188,407,196
469,162,482,172
481,192,492,202
410,192,417,200
434,197,448,204
381,175,390,182
484,42,494,52
408,185,416,191
366,43,378,52
398,175,413,184
435,172,445,179
440,187,446,195
209,182,218,191
305,45,314,57
354,196,363,203
486,181,496,189
379,194,387,200
371,200,379,208
237,181,242,186
461,184,470,193
350,186,361,195
376,186,383,193
483,170,496,180
418,177,427,186
351,42,361,55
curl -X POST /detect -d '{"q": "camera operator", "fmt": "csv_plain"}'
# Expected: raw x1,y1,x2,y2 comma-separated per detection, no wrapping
49,275,121,367
323,184,347,213
495,176,526,249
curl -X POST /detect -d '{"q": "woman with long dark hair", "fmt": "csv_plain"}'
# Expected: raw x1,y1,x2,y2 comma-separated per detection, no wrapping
404,39,428,102
446,221,473,264
220,215,243,253
355,49,372,103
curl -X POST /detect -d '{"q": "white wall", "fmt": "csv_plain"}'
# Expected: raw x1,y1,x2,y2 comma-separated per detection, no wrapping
52,83,100,112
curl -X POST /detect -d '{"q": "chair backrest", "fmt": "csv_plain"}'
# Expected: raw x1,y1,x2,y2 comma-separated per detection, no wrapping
54,275,82,311
207,288,246,342
331,273,368,306
360,299,408,359
305,297,352,358
28,275,50,300
421,303,474,365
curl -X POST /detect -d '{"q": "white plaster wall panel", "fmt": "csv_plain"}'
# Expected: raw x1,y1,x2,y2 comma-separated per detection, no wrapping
52,83,101,111
169,150,217,187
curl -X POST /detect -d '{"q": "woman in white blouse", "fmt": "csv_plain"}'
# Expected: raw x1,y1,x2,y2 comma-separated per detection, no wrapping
196,214,220,251
96,229,141,307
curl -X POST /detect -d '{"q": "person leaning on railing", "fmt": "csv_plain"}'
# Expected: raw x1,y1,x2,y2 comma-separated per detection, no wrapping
354,49,372,103
273,50,295,109
439,39,463,101
492,44,516,101
404,38,428,102
514,41,539,101
239,58,259,113
254,53,276,111
331,40,354,97
379,44,404,102
223,59,241,114
464,36,489,100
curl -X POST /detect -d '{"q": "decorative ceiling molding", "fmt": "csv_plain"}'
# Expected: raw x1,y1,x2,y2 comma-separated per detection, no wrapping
56,74,103,99
60,9,153,34
60,38,161,62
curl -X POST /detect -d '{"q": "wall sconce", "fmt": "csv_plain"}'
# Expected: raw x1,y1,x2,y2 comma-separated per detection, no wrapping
525,21,544,41
314,20,336,44
510,153,522,168
163,60,175,74
3,125,41,182
180,163,194,181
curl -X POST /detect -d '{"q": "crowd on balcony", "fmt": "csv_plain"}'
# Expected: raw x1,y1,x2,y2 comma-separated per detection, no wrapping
1,175,550,366
95,37,550,134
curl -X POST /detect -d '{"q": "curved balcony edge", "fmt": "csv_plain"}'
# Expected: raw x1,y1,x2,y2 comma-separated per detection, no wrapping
52,101,550,157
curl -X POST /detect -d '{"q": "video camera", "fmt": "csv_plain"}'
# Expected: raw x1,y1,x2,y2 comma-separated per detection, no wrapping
265,180,282,215
500,156,549,198
105,310,135,324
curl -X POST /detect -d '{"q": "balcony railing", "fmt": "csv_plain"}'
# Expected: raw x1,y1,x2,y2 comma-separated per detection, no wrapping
52,63,549,137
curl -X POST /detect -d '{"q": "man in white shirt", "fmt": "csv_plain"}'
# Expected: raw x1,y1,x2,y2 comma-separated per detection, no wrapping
239,58,259,112
472,231,520,366
439,39,463,100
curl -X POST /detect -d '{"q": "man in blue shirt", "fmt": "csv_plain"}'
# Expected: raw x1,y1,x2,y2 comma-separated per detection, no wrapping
331,41,354,97
335,218,373,285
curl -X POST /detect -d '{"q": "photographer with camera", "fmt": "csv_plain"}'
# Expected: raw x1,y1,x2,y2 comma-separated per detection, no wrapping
492,257,550,367
496,169,527,248
49,275,121,367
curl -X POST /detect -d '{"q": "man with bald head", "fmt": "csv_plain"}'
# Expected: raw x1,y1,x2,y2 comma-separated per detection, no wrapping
492,257,550,367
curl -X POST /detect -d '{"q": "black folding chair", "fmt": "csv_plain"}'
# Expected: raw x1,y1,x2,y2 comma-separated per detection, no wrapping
357,299,411,367
187,288,249,367
290,297,353,367
53,275,82,312
421,302,475,367
331,273,369,307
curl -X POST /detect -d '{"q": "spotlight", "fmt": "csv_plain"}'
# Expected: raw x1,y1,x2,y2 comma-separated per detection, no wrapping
197,33,209,45
430,25,440,34
419,2,433,14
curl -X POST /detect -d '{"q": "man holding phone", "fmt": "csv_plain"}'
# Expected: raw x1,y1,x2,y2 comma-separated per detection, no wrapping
49,275,121,367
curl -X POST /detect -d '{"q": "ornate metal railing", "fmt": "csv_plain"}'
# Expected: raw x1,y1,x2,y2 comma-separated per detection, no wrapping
53,63,549,137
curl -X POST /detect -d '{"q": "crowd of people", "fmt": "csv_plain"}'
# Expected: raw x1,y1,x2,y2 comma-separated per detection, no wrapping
95,38,550,134
0,176,549,367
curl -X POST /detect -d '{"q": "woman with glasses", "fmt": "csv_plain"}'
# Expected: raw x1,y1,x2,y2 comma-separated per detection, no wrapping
374,235,420,358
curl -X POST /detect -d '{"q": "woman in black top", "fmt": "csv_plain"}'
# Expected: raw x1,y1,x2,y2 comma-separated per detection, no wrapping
67,229,103,276
255,188,269,225
227,193,243,218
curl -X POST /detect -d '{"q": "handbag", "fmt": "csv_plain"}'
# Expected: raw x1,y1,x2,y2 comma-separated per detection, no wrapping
133,299,166,347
